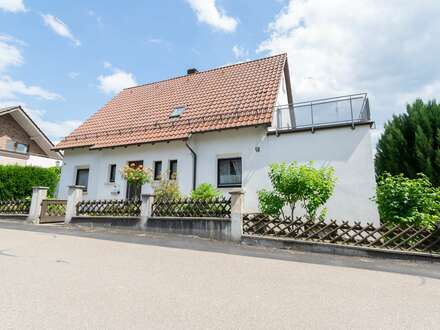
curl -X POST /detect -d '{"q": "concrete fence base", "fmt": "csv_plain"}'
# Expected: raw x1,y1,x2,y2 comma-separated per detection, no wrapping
145,216,232,240
241,235,440,263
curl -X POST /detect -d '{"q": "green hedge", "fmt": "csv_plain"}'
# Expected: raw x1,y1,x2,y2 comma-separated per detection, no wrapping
0,165,60,200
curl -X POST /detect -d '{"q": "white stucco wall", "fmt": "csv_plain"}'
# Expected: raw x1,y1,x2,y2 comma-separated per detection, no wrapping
27,155,60,167
58,125,379,224
58,141,193,201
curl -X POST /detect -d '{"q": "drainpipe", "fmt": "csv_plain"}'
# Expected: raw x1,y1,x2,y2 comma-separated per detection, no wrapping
185,134,197,190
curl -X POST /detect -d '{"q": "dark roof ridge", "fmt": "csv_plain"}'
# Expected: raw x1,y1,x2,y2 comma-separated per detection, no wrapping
123,53,287,91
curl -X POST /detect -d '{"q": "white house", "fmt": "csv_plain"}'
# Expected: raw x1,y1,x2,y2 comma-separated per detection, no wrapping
0,106,62,167
54,54,379,224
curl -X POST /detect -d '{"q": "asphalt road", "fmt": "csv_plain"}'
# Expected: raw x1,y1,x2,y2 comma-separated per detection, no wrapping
0,222,439,330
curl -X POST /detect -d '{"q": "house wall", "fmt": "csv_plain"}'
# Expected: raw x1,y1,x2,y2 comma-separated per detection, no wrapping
0,114,46,155
58,125,379,225
58,141,193,200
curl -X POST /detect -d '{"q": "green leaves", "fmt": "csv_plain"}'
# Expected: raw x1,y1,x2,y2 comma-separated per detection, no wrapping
191,183,221,200
258,162,336,220
376,99,440,186
153,178,181,201
375,173,440,230
0,165,60,200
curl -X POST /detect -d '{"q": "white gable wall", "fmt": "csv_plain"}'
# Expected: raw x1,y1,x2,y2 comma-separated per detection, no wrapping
58,125,379,224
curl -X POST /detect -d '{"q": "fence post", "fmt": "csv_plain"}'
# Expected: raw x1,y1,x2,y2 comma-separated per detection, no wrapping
27,186,48,224
65,185,84,224
140,193,154,229
229,189,244,242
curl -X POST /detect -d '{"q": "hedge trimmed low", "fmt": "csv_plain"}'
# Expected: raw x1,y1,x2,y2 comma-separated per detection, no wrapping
0,165,60,200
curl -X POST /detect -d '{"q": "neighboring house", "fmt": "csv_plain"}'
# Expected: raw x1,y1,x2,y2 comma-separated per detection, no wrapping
0,106,62,167
54,54,379,224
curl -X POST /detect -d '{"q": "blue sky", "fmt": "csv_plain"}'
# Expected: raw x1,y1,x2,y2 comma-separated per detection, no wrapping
1,0,440,145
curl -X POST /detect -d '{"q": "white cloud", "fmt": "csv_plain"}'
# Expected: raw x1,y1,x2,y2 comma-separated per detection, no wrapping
97,69,137,94
186,0,238,32
0,75,62,100
67,71,79,79
0,35,23,71
0,0,26,12
41,13,81,47
103,61,112,68
232,45,249,59
258,0,440,133
0,36,61,101
0,101,80,141
23,107,81,140
88,9,102,25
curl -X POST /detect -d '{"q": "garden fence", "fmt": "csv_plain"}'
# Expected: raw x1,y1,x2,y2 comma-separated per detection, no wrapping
0,199,31,215
243,213,440,254
76,199,142,217
152,197,231,218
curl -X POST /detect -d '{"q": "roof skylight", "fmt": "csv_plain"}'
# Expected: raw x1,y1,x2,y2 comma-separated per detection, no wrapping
170,106,185,118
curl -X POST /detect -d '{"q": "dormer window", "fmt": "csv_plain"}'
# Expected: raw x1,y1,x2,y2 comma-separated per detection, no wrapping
170,106,185,118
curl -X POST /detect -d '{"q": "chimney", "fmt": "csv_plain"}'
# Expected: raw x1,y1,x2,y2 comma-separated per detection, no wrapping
187,68,198,75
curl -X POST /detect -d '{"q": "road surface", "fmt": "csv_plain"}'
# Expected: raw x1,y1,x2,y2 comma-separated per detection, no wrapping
0,222,439,329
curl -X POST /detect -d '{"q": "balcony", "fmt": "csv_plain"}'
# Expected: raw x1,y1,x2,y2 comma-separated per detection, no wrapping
270,93,372,133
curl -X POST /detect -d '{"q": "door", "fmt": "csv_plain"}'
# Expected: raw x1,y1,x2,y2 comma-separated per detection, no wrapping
126,160,143,201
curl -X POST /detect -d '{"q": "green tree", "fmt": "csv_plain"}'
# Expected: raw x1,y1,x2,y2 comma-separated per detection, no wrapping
376,99,440,185
258,162,336,220
374,173,440,230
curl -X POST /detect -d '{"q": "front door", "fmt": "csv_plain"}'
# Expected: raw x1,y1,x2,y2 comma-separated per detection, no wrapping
126,160,143,201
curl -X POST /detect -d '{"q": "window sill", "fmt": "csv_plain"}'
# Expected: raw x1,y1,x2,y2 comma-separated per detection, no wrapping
217,184,242,188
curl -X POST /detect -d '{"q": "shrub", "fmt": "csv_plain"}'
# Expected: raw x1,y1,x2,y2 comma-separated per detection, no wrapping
191,183,221,200
0,165,60,200
374,173,440,230
258,162,336,220
153,178,181,201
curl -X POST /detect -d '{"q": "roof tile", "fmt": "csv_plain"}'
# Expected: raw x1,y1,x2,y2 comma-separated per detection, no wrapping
54,54,286,150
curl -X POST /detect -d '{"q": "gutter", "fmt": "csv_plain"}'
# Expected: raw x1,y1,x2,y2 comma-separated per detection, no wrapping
185,134,197,190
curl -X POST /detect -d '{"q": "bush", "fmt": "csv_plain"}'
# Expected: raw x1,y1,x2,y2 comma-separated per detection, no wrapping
0,165,60,200
191,183,221,200
258,162,336,220
153,178,181,201
374,173,440,230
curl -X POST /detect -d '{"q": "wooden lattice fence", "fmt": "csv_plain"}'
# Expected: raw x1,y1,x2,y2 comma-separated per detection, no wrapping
40,199,67,223
76,199,142,217
152,197,231,218
242,213,440,254
0,199,31,215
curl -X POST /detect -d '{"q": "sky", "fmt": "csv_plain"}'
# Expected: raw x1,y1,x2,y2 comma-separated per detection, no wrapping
0,0,439,146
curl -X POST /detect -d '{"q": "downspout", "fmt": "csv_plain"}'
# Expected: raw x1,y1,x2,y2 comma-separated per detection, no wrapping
185,134,197,190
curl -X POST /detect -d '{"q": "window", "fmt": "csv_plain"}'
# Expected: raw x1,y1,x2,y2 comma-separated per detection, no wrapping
15,143,28,154
169,160,177,180
218,157,242,187
170,106,185,118
154,161,162,180
5,140,28,154
108,164,116,183
75,168,89,191
6,140,15,152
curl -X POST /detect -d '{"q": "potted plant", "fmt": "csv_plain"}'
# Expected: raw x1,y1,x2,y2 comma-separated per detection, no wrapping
121,163,152,200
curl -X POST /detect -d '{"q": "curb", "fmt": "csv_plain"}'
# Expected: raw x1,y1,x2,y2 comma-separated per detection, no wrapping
241,235,440,263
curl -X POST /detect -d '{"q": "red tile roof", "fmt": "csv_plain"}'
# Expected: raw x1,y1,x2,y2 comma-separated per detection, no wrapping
54,53,287,150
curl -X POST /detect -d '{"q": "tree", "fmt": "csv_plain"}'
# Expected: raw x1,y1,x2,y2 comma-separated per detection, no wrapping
375,99,440,186
258,162,336,220
374,173,440,230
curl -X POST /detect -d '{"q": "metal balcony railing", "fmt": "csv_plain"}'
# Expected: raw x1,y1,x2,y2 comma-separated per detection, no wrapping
272,93,371,133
